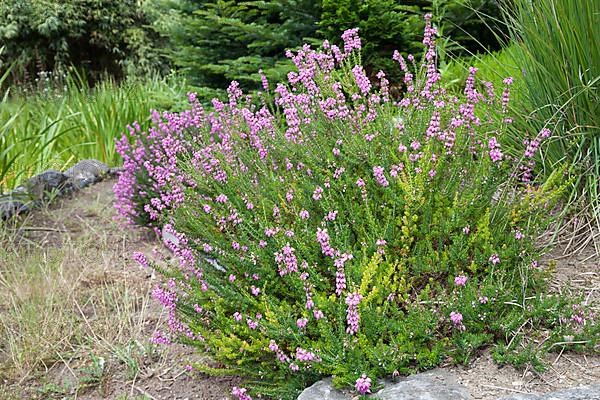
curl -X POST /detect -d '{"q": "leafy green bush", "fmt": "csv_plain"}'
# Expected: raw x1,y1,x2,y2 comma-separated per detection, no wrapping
116,16,596,399
0,0,167,85
154,0,322,96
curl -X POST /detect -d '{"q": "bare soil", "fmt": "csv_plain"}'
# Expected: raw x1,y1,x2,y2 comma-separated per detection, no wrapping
0,177,598,399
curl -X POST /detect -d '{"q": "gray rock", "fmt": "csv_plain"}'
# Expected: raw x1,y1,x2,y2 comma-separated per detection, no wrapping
373,370,471,400
0,198,29,220
298,378,349,400
0,186,32,220
64,159,110,188
24,169,70,198
499,385,600,400
297,371,471,400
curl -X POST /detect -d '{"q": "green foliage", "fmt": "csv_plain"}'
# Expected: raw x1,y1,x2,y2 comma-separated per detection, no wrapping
0,71,188,192
155,0,322,97
154,0,506,98
319,0,507,83
0,0,167,84
441,45,523,97
319,0,423,82
503,0,600,226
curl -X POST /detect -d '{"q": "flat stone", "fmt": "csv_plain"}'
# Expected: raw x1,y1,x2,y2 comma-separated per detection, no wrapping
64,159,110,188
499,384,600,400
297,378,349,400
373,370,471,400
297,371,471,400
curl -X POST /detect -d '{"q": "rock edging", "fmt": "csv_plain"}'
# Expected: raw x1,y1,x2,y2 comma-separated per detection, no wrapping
0,159,116,220
298,371,600,400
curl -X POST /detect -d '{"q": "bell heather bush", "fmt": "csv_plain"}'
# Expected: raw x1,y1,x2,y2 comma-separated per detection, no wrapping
115,15,597,399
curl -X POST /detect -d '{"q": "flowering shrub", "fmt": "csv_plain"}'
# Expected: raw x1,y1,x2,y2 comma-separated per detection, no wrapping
116,15,597,399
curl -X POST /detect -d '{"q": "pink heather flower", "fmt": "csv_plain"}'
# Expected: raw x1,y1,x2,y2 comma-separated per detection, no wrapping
488,137,503,163
398,143,407,152
247,318,258,329
376,239,387,254
252,273,260,280
454,275,468,287
286,189,294,202
333,147,340,156
132,252,149,268
503,77,514,85
289,363,299,372
232,241,240,250
150,330,171,345
316,228,335,258
232,387,252,400
203,243,213,253
356,178,366,187
296,348,321,363
352,65,371,95
326,210,338,221
273,206,280,218
515,230,525,240
479,296,489,304
531,260,539,268
463,226,470,235
251,286,261,296
229,274,236,282
233,312,242,322
258,69,269,90
259,240,267,248
333,167,345,179
300,210,310,220
246,201,254,210
410,140,421,150
313,186,323,200
489,254,500,265
297,318,308,329
373,166,389,187
203,204,212,213
268,340,279,352
334,253,352,295
450,311,465,331
313,309,324,319
345,292,363,335
540,128,551,138
215,194,228,203
355,374,372,394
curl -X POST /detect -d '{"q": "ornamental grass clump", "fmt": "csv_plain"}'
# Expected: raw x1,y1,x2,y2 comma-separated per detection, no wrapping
115,15,596,399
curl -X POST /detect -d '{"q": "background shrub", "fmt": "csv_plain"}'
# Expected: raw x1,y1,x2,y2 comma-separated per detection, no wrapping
0,0,167,85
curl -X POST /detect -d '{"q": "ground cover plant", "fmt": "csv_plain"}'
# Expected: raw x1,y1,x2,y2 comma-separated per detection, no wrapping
114,14,598,398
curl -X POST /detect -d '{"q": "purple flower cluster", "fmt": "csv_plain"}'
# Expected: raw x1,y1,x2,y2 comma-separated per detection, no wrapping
355,374,372,394
345,292,363,335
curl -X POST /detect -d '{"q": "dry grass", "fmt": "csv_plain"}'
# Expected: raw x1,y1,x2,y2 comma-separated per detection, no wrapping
0,180,166,399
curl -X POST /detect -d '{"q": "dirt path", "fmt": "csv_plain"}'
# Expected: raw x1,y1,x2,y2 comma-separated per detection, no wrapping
0,178,598,399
